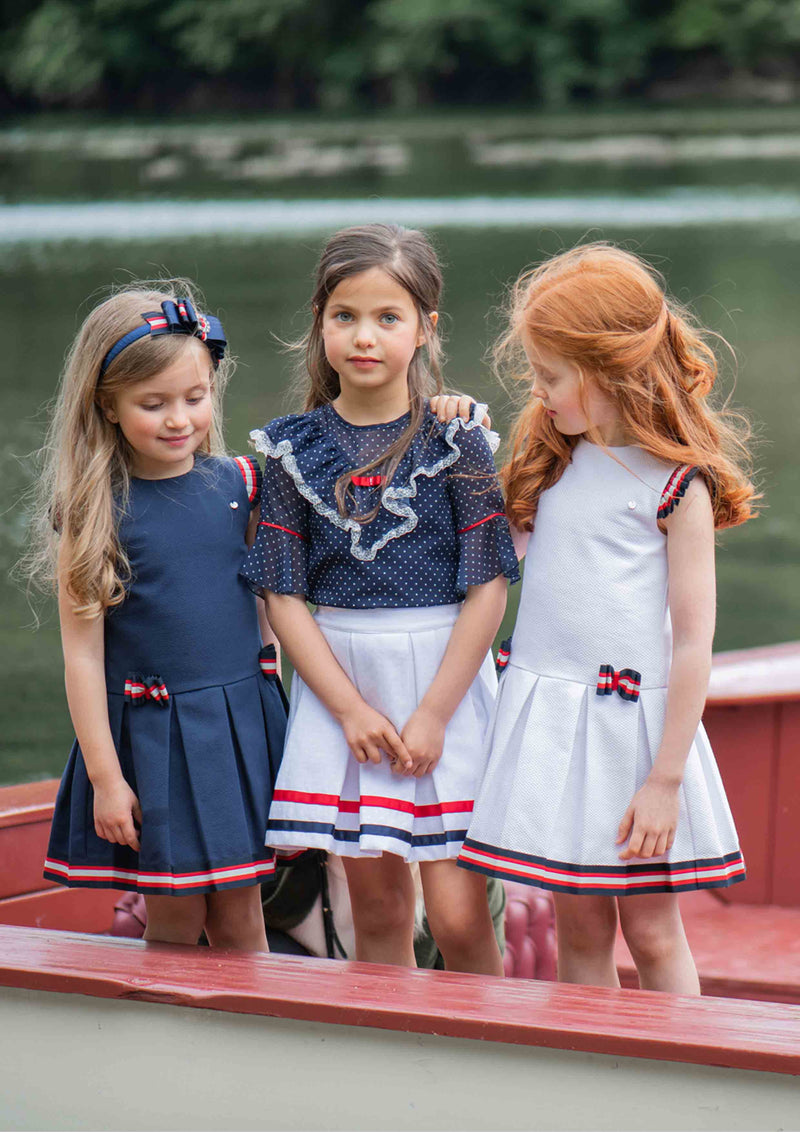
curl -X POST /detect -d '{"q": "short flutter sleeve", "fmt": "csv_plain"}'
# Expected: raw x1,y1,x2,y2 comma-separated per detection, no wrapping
445,414,520,593
239,424,309,597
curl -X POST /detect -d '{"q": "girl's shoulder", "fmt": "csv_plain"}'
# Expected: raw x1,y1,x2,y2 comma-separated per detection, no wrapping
252,407,326,448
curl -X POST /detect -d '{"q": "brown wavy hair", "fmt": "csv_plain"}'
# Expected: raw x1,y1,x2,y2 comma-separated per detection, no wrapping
24,281,232,619
290,223,443,523
497,243,757,531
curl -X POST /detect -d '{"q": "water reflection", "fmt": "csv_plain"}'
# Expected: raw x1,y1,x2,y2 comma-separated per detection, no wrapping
1,169,798,782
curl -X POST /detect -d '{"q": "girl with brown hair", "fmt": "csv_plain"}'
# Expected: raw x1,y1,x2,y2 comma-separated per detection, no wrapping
241,223,519,974
459,243,757,994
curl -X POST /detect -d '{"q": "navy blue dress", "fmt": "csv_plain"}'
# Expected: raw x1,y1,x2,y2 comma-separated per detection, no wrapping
44,455,287,896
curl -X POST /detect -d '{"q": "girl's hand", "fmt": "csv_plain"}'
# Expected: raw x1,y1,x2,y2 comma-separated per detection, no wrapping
616,777,680,860
429,394,491,429
341,701,413,772
93,777,142,851
398,706,446,778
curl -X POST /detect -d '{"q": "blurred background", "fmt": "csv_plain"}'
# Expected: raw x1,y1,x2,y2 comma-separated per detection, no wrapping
2,0,799,783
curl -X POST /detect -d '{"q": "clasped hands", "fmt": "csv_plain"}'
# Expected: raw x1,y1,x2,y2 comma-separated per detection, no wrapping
341,699,445,778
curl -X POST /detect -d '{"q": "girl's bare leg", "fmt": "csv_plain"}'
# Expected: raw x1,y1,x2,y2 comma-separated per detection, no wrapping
144,893,207,945
553,893,620,987
618,891,700,995
205,884,269,951
343,853,417,966
420,859,504,976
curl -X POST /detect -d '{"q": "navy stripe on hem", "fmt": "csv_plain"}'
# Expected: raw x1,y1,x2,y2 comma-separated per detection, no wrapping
457,858,747,896
268,818,468,848
462,837,744,877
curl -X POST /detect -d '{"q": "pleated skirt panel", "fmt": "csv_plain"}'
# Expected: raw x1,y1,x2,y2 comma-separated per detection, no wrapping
459,663,745,895
267,604,497,862
44,672,287,895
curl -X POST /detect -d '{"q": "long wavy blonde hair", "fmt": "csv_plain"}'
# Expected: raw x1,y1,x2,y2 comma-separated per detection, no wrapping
24,281,231,618
498,243,757,531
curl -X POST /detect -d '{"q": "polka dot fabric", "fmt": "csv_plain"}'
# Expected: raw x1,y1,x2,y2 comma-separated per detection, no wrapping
240,401,519,607
459,441,746,896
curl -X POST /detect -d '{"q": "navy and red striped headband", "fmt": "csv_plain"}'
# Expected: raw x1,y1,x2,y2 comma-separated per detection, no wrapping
99,298,227,377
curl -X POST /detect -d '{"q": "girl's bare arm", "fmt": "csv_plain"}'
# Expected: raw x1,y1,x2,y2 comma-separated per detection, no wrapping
246,506,281,670
58,544,141,850
264,592,412,770
618,476,715,859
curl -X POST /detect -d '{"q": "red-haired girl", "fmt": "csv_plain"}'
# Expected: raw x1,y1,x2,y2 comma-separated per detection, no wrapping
459,243,757,994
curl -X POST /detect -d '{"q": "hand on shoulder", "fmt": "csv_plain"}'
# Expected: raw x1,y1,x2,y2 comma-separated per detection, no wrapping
429,394,491,430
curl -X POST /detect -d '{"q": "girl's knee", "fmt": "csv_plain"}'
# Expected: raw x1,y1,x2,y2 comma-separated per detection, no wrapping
426,902,490,952
555,898,617,955
352,884,413,937
622,913,682,964
144,894,207,943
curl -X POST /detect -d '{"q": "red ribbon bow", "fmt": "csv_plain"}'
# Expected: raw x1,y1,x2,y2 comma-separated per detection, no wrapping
596,665,641,702
124,674,170,706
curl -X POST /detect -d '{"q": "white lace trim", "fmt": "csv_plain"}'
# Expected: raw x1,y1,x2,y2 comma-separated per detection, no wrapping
251,404,499,563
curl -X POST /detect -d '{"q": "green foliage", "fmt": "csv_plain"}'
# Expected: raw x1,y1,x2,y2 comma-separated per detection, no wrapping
668,0,800,67
2,0,798,110
5,1,104,101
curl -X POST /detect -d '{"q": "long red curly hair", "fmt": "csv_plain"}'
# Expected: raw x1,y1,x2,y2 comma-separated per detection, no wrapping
498,243,757,531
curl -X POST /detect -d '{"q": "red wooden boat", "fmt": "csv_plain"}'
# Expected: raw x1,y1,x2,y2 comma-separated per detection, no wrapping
2,642,799,1129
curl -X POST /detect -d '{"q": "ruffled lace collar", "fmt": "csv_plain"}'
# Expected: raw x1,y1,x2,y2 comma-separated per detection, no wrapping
251,402,498,562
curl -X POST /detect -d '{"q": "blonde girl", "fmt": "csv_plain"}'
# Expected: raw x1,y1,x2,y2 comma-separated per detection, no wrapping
241,224,519,974
459,243,756,994
31,283,286,949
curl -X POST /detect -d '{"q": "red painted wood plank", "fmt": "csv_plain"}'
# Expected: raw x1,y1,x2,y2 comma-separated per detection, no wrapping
0,886,118,932
0,779,57,829
0,821,56,900
707,640,800,706
772,702,800,907
703,703,777,904
1,925,800,1076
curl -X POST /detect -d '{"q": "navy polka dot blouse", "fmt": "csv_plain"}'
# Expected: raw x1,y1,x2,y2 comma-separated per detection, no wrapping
240,402,520,609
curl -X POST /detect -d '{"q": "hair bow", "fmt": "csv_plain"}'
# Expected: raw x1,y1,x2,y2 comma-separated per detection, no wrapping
100,297,227,376
596,665,641,702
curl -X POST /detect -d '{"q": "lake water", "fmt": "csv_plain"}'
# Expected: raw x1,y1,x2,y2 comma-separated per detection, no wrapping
2,117,799,783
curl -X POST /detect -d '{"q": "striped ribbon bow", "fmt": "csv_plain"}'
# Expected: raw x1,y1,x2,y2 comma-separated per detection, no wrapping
259,644,278,678
596,665,641,702
496,638,512,676
124,673,170,706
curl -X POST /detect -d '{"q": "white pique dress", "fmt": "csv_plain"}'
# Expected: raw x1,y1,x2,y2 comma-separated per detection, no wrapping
459,440,745,895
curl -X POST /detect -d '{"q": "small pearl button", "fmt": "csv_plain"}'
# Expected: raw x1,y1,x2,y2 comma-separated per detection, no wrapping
230,501,239,509
628,500,636,510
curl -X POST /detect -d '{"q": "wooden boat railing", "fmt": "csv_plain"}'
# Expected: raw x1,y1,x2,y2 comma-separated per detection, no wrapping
1,641,799,1127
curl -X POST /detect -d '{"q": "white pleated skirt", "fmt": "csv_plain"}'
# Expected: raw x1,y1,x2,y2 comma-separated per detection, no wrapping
267,604,497,861
459,663,746,895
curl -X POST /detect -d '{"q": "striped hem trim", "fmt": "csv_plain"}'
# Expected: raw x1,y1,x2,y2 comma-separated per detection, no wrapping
272,788,474,818
43,855,276,892
268,819,468,849
458,839,746,894
234,455,259,502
